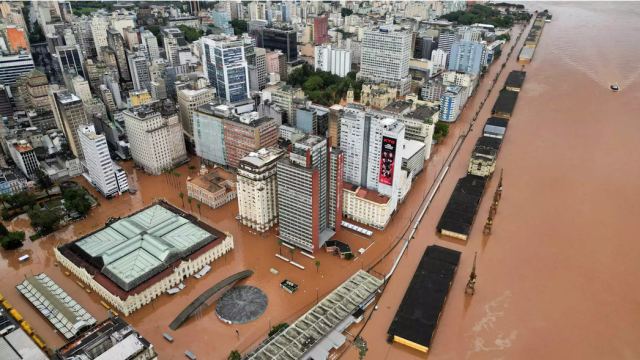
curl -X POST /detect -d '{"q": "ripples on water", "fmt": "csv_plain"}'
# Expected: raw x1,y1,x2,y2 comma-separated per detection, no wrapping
542,2,640,88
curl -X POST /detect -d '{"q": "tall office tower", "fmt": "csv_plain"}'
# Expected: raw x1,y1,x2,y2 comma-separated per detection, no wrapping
414,35,437,60
15,70,52,115
0,85,11,119
359,25,412,95
71,76,92,103
127,50,151,91
249,47,267,91
431,48,448,71
78,125,128,197
212,9,234,35
295,103,329,136
193,104,228,166
242,33,256,65
54,45,85,79
277,136,343,252
256,27,298,62
280,2,290,22
328,148,344,230
339,105,406,210
107,28,130,82
201,36,250,103
123,28,139,50
91,15,109,60
437,30,457,54
8,141,39,179
177,87,215,139
53,91,89,159
72,18,97,59
439,85,463,122
162,27,185,66
123,106,187,175
458,27,482,42
314,45,352,77
237,147,286,232
448,40,484,75
328,104,343,147
0,52,35,90
140,30,160,60
313,16,329,44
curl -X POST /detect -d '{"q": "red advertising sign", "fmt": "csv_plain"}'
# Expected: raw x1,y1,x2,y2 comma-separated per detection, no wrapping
379,136,396,185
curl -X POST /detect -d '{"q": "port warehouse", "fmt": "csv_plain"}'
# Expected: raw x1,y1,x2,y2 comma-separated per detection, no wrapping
519,12,548,63
387,245,461,353
437,71,525,240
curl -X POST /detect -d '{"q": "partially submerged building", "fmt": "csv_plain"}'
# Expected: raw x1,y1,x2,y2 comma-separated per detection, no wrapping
187,167,237,209
483,117,508,139
53,316,157,360
437,175,488,240
55,201,234,315
468,136,502,178
246,270,383,360
387,245,460,353
504,70,526,92
491,89,519,120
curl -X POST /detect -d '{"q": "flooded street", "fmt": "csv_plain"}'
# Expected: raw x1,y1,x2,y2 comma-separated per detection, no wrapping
352,2,640,360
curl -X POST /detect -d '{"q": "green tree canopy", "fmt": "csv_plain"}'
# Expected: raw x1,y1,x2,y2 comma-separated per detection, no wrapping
230,19,248,36
29,207,61,234
178,25,204,42
0,231,25,250
63,188,92,216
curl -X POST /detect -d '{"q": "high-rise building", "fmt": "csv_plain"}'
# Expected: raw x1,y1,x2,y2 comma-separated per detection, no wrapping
201,35,250,103
0,52,35,89
249,47,267,91
91,15,110,60
328,104,343,147
237,147,286,232
359,25,412,95
78,124,128,197
339,105,406,211
314,44,352,77
123,106,187,175
9,141,39,179
313,16,329,44
107,28,130,82
123,27,139,49
193,103,228,166
177,87,215,138
54,44,86,80
5,25,29,52
53,91,89,159
212,9,234,35
439,85,463,122
72,18,96,59
431,48,448,71
414,35,437,60
15,70,52,115
140,30,160,60
448,40,484,75
70,75,92,103
223,111,279,168
268,83,304,124
421,77,445,102
127,50,151,91
162,27,185,66
437,30,457,54
255,27,298,62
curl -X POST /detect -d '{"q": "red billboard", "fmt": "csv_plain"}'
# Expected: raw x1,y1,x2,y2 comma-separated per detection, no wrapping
379,136,396,186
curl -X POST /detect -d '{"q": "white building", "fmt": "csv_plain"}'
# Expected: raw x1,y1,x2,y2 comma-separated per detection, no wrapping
90,15,109,60
140,30,160,61
359,25,412,95
123,106,187,175
431,48,448,72
201,35,250,104
127,50,151,91
78,125,128,197
342,184,393,230
314,44,351,77
177,87,216,138
237,147,286,232
70,76,91,103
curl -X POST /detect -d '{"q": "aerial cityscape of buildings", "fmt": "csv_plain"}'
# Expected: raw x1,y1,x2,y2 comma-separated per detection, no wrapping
4,1,623,360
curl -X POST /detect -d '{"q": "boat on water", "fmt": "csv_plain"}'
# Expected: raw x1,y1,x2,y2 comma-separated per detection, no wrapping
610,84,620,92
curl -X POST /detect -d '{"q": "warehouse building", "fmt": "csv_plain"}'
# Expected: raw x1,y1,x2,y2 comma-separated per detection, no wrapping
387,245,460,353
491,89,519,120
504,70,526,92
483,117,508,139
468,136,502,178
437,175,488,240
55,201,234,315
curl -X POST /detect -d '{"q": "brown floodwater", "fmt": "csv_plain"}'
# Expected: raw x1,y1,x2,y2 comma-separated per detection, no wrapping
348,2,640,360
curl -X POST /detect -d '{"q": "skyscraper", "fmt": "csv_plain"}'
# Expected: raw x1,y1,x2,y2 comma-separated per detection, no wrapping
162,27,185,66
313,16,329,44
314,44,352,77
177,87,215,138
107,28,130,82
448,40,484,75
255,27,298,62
437,29,457,54
0,52,35,89
140,30,160,60
439,85,463,122
53,91,89,159
78,124,128,197
359,25,412,94
127,50,151,91
277,136,343,252
201,35,250,103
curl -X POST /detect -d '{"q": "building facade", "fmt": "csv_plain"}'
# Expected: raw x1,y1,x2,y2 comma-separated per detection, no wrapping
53,91,89,159
314,44,351,77
201,35,250,103
177,87,216,138
78,125,128,197
359,26,412,95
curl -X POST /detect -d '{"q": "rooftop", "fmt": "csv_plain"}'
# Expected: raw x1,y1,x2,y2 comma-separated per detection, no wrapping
403,140,426,160
492,89,519,116
437,175,487,238
240,147,286,169
505,70,526,89
189,168,236,195
58,202,225,294
344,182,390,205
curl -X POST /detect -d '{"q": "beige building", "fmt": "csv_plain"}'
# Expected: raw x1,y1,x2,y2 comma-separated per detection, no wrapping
187,167,237,209
177,87,215,138
360,83,398,109
342,182,393,230
55,202,234,316
236,147,285,232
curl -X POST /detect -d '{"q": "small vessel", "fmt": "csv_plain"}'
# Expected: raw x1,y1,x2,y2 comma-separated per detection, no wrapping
610,84,620,92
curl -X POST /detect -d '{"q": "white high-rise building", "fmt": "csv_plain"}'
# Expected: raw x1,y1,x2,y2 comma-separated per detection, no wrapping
127,50,151,91
314,44,351,77
140,30,160,60
123,106,188,175
71,76,91,103
359,25,412,95
339,104,406,211
78,125,128,197
90,15,109,60
162,27,184,66
201,35,250,103
431,48,448,72
237,147,286,232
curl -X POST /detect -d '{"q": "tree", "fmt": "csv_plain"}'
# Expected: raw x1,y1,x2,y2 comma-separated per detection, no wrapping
278,240,283,255
63,188,92,216
179,192,185,208
268,323,289,337
228,350,241,360
35,168,54,196
196,202,202,216
303,75,324,92
354,336,368,360
0,231,25,250
315,260,321,273
187,197,193,212
29,207,61,234
341,8,354,17
433,122,450,143
230,19,248,36
178,25,204,42
5,191,37,210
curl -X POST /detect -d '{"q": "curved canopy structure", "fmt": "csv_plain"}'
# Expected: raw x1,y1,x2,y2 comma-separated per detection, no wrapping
169,270,253,330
